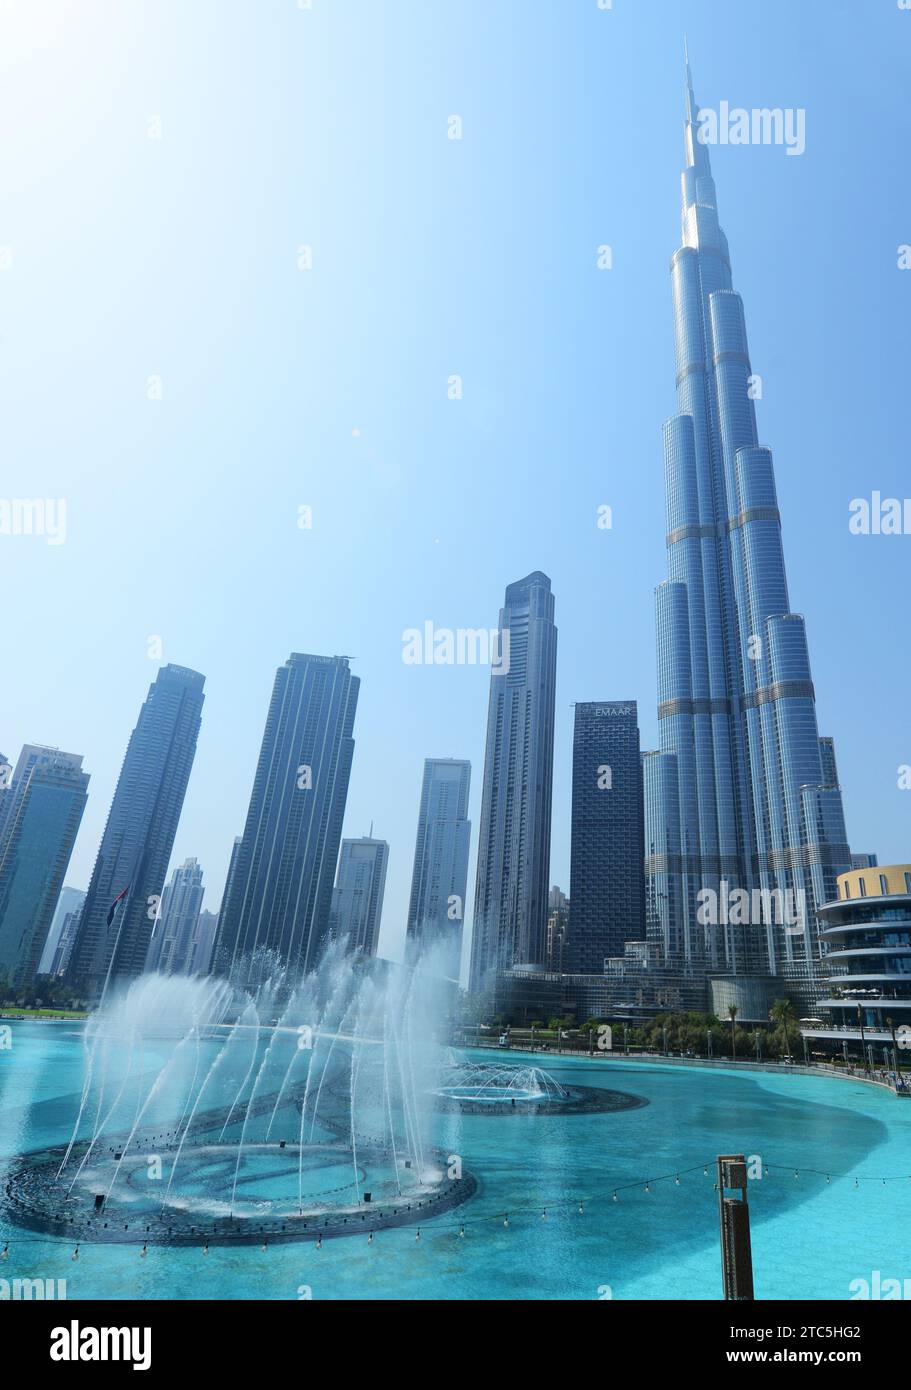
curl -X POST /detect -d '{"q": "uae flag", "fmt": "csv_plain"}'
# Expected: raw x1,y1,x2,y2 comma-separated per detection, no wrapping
106,885,130,928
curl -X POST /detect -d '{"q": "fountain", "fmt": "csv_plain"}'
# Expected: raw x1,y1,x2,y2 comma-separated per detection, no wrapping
3,944,476,1245
433,1061,650,1116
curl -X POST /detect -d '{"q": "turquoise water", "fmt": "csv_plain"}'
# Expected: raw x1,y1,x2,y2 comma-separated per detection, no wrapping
2,1021,909,1300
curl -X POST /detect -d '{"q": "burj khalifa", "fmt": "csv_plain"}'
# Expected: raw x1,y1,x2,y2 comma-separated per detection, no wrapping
643,52,852,1015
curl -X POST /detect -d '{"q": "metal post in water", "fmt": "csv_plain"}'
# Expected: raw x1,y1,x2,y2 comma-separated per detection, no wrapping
717,1154,754,1301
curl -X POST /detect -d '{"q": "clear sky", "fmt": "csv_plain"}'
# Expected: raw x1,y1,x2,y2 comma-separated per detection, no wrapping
2,0,910,975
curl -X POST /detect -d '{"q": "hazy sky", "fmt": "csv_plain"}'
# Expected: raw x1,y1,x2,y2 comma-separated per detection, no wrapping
3,0,910,974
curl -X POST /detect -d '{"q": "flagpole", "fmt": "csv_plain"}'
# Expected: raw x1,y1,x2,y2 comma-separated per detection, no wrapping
99,892,130,1010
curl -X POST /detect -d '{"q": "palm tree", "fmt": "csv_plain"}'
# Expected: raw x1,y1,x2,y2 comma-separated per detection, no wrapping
728,1005,739,1061
856,1005,868,1073
769,998,796,1062
886,1015,899,1072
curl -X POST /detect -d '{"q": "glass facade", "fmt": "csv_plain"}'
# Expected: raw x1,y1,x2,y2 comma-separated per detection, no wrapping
0,751,89,988
567,702,644,972
144,856,205,975
405,757,471,978
470,572,557,992
67,665,205,999
330,836,390,957
215,653,358,976
645,61,852,1008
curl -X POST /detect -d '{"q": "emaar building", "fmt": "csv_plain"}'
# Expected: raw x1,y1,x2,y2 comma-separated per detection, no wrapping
644,57,852,1013
567,702,644,973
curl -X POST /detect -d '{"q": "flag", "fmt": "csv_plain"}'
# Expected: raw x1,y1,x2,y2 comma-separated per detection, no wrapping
106,885,130,928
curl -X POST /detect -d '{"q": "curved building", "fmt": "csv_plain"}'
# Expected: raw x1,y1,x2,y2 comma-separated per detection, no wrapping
802,865,911,1050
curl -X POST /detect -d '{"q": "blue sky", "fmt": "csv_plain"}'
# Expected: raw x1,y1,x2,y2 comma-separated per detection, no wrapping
2,0,910,971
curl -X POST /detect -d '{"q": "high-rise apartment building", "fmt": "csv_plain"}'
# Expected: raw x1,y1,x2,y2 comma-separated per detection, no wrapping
0,751,89,988
329,836,389,957
470,572,557,992
405,758,471,977
145,857,205,975
67,665,205,999
215,654,359,976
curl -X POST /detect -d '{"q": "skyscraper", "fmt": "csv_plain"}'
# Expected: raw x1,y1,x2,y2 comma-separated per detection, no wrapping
190,908,219,976
67,665,205,999
545,886,569,973
469,572,557,993
49,904,83,978
405,758,471,977
0,745,76,864
38,884,86,975
145,856,205,975
215,653,359,976
0,750,89,988
329,836,389,957
644,56,852,1011
567,702,645,973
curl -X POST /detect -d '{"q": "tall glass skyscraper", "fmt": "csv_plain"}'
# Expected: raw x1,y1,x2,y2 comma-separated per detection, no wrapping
145,856,206,975
405,757,471,977
645,58,852,1010
469,572,557,993
0,750,89,988
67,665,205,999
567,702,644,973
39,885,87,975
215,653,359,976
329,836,389,957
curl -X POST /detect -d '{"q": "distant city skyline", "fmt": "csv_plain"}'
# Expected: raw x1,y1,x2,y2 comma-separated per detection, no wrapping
3,5,908,974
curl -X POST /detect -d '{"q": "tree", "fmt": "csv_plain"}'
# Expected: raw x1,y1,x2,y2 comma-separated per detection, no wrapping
769,998,797,1061
856,1005,868,1073
728,1004,739,1061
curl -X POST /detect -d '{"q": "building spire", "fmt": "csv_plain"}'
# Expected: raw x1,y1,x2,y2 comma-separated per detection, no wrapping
684,37,698,124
